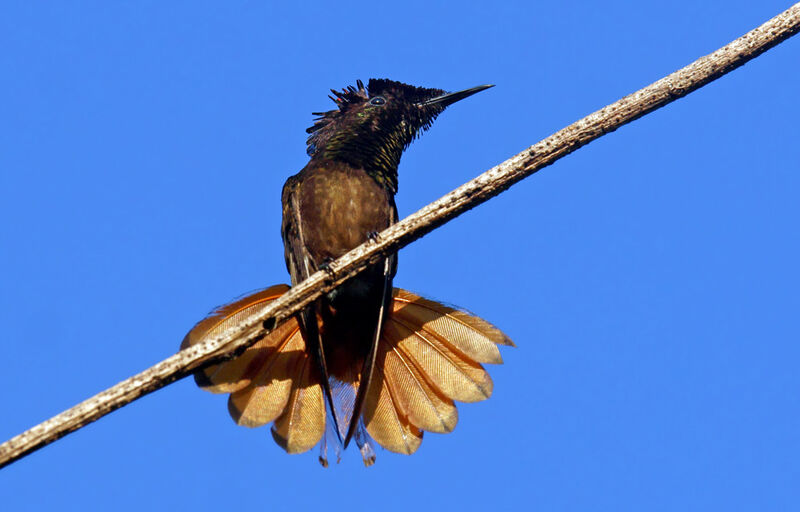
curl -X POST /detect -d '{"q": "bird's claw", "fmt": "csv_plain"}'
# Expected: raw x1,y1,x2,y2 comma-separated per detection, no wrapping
319,257,337,280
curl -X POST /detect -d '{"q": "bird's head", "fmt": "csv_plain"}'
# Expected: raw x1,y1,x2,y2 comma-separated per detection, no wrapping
306,79,492,192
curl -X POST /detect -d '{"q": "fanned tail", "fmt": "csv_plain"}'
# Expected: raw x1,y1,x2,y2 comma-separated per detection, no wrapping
182,285,512,463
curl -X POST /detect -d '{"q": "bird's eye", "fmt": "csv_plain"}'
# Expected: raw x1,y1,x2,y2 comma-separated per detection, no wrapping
369,96,386,106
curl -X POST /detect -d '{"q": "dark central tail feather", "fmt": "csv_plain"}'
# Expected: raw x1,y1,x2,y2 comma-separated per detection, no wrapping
342,257,392,448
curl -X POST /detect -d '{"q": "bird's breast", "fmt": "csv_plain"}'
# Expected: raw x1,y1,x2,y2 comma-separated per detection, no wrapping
297,166,394,262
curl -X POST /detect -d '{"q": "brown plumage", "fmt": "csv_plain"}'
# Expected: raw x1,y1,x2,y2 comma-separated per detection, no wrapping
182,78,509,465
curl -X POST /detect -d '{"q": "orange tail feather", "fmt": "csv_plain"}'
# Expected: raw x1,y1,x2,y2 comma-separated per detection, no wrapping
271,350,326,453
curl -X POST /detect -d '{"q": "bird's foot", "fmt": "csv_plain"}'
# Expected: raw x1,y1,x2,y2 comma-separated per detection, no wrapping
318,257,337,281
360,442,376,467
355,421,376,467
318,433,330,468
318,424,342,467
366,230,381,243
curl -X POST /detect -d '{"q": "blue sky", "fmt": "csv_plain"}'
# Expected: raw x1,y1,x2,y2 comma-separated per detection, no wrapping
1,1,799,510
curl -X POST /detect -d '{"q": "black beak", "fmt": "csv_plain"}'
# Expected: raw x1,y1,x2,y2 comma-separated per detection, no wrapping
419,84,494,108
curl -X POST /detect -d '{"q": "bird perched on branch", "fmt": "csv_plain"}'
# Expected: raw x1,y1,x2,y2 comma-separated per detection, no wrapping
181,78,512,466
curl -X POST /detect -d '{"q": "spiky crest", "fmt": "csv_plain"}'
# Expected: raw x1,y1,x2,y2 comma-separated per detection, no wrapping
305,79,448,193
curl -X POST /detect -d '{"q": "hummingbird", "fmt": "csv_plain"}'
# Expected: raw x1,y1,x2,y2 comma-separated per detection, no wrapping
181,79,513,466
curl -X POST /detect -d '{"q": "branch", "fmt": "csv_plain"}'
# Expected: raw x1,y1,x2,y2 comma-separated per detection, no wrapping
2,3,799,470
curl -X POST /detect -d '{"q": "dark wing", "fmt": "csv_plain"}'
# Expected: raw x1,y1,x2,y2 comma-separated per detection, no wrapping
281,175,343,442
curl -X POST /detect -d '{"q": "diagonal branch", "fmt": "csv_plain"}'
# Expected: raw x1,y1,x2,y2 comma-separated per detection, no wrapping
2,3,799,470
